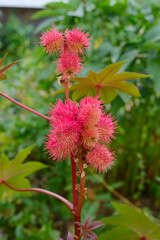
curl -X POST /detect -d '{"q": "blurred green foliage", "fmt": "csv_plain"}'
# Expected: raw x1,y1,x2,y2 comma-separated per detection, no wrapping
0,0,160,239
100,202,160,239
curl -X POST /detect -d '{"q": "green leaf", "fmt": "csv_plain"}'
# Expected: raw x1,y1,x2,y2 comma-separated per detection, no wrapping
55,61,148,104
0,145,47,199
88,61,127,83
99,87,118,104
72,86,94,101
118,50,139,71
0,154,10,179
100,202,160,240
7,161,46,181
46,1,75,11
32,9,61,19
6,177,31,197
143,23,160,42
0,185,6,198
113,81,141,97
110,181,124,189
99,226,137,240
54,87,66,95
147,57,160,92
34,17,64,34
142,41,160,51
111,46,122,63
12,144,35,165
94,41,111,59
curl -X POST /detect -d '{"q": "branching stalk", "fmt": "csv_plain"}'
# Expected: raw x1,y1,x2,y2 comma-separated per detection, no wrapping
76,155,85,217
64,80,80,237
0,92,50,121
3,181,73,211
65,82,69,103
71,155,80,238
74,147,86,239
71,155,78,209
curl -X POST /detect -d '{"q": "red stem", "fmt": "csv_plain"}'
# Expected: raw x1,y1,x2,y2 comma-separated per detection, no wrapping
64,75,82,236
64,80,80,237
71,155,78,209
96,86,100,97
76,158,85,217
74,147,85,239
0,92,50,121
74,214,81,239
65,82,69,103
71,155,80,238
3,181,73,211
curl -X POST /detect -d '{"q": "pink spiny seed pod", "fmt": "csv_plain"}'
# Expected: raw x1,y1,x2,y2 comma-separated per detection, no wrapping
80,95,103,108
48,99,79,124
45,119,80,161
45,99,81,161
81,127,99,148
65,27,91,54
79,96,103,127
86,145,115,173
56,51,83,77
98,114,117,143
40,29,64,54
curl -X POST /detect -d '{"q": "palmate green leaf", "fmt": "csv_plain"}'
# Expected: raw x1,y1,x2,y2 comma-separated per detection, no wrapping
55,61,148,104
0,145,47,198
12,144,35,165
100,202,160,240
99,87,118,103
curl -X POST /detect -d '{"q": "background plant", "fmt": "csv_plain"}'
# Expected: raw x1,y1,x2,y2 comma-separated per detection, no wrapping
1,26,148,238
0,0,160,239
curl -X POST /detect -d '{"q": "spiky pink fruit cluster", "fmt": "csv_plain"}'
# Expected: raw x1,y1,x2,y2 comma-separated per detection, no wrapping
45,96,117,173
45,99,80,161
40,27,91,79
56,52,83,78
65,28,91,54
40,29,64,54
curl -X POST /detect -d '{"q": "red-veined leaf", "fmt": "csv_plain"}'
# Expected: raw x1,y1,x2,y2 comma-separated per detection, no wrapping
55,60,148,104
